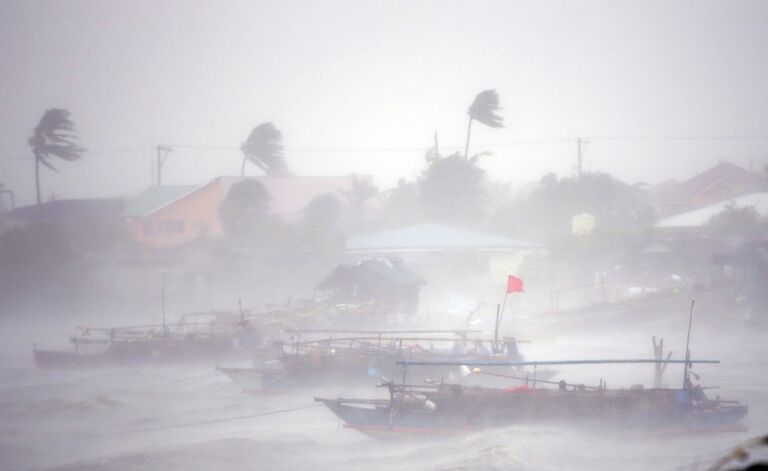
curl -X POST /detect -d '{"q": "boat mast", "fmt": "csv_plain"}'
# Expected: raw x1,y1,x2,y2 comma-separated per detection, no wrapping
161,287,168,338
682,299,695,390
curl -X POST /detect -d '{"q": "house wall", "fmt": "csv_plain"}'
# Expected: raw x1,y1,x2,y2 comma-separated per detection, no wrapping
130,182,223,247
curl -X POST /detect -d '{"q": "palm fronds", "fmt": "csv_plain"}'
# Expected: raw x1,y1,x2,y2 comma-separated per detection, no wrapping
467,89,504,128
240,122,288,176
28,108,85,171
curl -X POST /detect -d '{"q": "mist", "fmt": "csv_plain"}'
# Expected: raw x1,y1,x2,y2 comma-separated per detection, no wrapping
1,0,768,470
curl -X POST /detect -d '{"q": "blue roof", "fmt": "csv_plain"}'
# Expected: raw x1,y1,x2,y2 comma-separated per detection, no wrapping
124,185,200,217
346,224,541,253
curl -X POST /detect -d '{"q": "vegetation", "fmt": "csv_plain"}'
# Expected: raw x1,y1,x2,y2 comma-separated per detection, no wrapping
418,151,489,224
0,222,84,312
464,89,503,159
341,177,378,220
240,122,287,176
707,202,765,236
302,193,343,228
28,108,85,204
492,172,653,240
219,179,273,236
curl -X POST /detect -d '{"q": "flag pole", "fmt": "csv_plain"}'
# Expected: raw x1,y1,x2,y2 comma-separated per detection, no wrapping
499,288,510,331
499,275,522,343
494,304,501,353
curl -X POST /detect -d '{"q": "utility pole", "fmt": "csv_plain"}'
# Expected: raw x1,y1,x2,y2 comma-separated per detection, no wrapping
576,138,589,177
434,131,439,156
155,145,173,186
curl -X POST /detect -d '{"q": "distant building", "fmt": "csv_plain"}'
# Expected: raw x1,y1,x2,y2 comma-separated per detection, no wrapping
649,162,766,218
571,213,595,235
316,257,426,316
344,224,542,303
125,175,374,247
655,192,768,230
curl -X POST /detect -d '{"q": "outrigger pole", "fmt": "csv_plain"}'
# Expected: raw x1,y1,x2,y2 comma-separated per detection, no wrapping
285,329,483,335
397,359,720,367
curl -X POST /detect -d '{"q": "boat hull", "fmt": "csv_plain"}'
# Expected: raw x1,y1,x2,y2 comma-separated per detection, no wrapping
316,387,748,437
34,338,235,369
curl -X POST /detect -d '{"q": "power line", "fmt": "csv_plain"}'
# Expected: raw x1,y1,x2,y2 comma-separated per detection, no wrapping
589,135,768,142
0,146,152,162
173,138,573,153
2,134,768,162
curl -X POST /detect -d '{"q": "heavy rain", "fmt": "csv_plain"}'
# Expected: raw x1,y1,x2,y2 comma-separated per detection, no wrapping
0,1,767,470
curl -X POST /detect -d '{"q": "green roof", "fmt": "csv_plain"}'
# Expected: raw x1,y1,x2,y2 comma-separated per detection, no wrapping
124,185,200,217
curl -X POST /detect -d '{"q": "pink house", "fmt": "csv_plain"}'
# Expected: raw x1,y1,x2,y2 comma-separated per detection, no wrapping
125,175,375,247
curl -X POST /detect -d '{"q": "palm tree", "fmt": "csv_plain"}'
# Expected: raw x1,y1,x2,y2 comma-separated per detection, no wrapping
28,108,85,204
240,122,288,176
464,89,503,159
341,176,378,219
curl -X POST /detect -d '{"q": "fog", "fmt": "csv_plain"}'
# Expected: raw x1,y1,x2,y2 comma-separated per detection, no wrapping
1,1,768,470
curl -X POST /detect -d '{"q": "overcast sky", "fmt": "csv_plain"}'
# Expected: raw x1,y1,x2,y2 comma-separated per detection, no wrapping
1,0,767,206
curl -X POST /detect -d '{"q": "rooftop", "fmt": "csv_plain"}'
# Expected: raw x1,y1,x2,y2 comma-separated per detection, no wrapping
124,185,200,218
655,192,768,228
346,224,541,253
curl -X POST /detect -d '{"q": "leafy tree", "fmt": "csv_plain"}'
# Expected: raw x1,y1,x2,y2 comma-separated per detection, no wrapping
219,180,272,236
240,122,287,176
419,151,488,223
28,109,85,204
302,193,342,228
707,202,763,236
380,178,423,226
341,177,378,219
464,89,503,159
493,172,652,239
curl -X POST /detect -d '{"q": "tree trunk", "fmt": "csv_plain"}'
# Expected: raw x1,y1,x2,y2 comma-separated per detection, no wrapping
240,156,247,176
35,155,41,205
464,117,473,160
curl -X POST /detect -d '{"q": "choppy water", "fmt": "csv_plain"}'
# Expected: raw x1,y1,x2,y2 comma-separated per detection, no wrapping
0,319,766,471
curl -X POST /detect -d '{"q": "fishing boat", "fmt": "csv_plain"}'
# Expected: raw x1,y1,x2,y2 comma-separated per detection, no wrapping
315,358,748,437
217,329,555,393
33,311,247,368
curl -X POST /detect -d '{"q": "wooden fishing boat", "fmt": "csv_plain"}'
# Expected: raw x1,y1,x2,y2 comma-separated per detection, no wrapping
218,329,555,392
33,312,246,368
315,359,748,437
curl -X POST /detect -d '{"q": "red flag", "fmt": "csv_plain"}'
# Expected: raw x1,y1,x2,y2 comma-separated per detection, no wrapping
506,275,524,293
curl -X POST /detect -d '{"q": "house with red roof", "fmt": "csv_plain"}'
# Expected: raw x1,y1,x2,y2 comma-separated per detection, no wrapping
125,175,375,247
649,162,766,217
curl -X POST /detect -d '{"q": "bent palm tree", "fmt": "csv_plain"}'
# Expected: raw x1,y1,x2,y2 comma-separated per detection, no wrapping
28,108,85,204
464,89,503,159
240,122,288,176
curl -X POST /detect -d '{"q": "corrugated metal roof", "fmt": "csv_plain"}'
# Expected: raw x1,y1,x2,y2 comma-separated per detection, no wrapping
346,224,541,252
655,192,768,228
124,185,200,217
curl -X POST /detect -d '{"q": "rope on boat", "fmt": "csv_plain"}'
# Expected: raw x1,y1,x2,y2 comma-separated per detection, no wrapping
89,403,323,436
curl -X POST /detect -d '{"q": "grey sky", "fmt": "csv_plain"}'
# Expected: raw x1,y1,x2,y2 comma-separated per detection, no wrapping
1,0,767,205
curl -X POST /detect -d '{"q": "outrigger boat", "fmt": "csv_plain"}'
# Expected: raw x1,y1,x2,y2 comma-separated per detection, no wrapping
315,358,748,437
33,311,249,368
218,329,554,393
